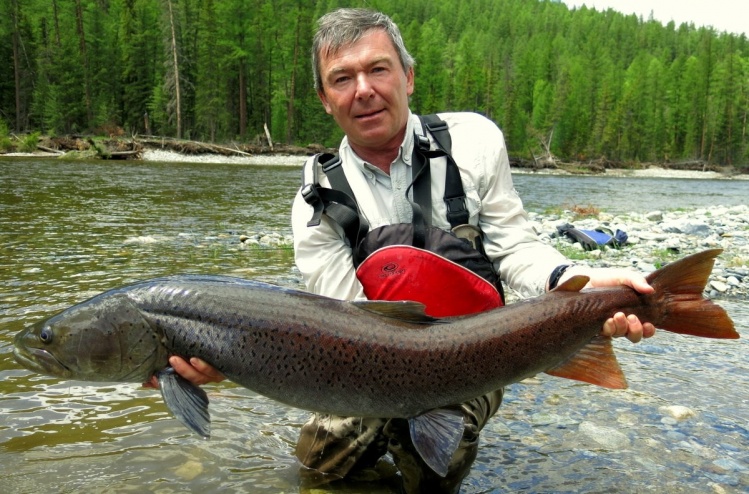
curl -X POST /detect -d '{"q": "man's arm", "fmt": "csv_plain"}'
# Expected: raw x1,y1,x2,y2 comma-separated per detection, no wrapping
291,189,365,300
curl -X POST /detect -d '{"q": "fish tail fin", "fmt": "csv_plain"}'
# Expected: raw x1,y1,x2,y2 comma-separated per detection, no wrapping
647,249,738,339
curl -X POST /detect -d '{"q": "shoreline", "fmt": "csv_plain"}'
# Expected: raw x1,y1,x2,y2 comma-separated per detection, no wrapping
4,149,749,180
140,150,749,180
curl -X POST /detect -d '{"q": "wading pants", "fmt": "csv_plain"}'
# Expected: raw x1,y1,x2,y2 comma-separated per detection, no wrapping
295,388,503,494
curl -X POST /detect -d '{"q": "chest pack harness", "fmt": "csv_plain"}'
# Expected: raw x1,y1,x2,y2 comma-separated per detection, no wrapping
301,114,504,316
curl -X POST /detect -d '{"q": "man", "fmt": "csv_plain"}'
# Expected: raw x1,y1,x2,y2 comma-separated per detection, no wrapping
162,8,655,493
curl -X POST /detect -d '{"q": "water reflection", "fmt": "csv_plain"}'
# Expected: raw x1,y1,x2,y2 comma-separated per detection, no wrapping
1,158,747,493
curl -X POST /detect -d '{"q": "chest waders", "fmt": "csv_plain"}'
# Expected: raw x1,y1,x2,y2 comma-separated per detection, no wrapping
301,114,505,317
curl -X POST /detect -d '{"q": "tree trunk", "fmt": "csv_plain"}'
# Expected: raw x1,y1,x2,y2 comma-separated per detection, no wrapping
52,0,61,46
286,18,300,143
11,0,21,132
74,0,93,127
239,58,247,138
165,0,182,139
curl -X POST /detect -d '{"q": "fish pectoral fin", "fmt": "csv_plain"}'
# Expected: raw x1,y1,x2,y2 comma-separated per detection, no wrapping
157,367,211,439
545,335,628,389
408,408,464,477
352,300,442,324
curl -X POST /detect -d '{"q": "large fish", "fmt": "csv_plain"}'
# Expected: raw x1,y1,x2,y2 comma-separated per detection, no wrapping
13,249,738,476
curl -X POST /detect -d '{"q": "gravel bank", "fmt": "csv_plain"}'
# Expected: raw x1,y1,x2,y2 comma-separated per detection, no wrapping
527,204,749,301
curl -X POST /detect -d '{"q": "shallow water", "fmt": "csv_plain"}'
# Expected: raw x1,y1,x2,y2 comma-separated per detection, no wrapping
1,158,747,493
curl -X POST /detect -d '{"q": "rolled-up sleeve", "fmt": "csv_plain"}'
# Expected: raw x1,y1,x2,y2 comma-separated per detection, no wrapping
291,172,365,301
451,115,567,296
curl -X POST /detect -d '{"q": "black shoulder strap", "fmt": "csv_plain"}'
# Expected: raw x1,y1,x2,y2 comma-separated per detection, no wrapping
413,114,469,228
301,153,369,250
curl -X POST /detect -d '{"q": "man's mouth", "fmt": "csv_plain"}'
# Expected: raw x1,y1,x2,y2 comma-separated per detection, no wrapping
355,108,385,120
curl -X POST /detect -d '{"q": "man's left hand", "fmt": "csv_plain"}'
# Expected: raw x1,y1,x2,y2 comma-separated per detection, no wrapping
560,266,657,343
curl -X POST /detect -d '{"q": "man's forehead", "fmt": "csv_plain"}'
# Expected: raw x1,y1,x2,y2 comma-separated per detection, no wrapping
320,29,397,63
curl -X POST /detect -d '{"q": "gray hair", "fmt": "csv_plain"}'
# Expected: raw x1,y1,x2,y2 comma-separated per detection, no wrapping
312,8,415,92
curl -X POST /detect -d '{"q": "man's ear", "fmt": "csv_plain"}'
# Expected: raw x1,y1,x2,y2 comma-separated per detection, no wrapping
318,90,333,115
406,66,415,96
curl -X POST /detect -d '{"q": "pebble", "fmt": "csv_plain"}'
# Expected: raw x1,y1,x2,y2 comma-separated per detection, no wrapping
659,405,696,421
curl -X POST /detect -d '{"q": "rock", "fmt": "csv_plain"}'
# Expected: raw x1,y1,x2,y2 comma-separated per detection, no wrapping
659,405,696,420
646,211,663,221
662,219,712,237
578,421,631,449
727,276,741,287
710,280,729,292
662,237,681,252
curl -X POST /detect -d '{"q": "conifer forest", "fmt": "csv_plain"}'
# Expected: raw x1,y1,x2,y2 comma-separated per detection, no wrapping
2,0,748,164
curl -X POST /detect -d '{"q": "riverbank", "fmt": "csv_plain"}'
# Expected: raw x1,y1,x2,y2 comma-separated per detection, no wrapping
4,138,749,180
520,204,749,302
139,149,749,180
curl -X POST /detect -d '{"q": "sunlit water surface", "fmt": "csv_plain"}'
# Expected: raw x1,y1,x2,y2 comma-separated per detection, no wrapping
1,158,747,493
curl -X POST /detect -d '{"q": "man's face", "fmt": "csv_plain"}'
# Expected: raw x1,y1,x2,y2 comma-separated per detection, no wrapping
317,29,414,154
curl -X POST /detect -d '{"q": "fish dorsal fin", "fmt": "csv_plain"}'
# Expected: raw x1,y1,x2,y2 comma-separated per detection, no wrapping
408,408,465,477
352,300,441,324
157,367,211,438
553,274,590,292
545,335,627,389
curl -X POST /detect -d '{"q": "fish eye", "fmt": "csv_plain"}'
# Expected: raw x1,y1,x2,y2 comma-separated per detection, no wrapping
39,327,54,344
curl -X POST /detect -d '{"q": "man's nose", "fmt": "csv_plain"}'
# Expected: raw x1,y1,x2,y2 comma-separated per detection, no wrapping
355,73,375,99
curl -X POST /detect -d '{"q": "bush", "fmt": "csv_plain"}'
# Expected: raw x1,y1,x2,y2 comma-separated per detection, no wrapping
18,132,41,152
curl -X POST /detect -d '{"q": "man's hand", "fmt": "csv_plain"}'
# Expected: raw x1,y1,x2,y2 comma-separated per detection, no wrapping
143,356,226,389
560,266,657,343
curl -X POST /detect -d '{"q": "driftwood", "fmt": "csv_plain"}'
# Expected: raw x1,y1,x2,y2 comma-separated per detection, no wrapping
37,145,65,155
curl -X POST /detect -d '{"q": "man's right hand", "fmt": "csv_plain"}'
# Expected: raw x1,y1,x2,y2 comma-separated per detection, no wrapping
142,356,226,389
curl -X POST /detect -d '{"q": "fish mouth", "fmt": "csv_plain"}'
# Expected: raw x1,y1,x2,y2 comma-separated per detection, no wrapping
13,345,71,378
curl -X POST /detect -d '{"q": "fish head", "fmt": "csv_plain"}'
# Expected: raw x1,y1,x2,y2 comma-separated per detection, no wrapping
13,292,168,383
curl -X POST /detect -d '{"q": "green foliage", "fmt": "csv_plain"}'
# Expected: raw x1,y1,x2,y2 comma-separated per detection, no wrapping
0,118,12,151
18,131,41,152
0,0,748,165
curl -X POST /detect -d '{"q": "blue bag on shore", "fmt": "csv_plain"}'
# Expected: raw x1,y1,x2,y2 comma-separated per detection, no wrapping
556,223,628,251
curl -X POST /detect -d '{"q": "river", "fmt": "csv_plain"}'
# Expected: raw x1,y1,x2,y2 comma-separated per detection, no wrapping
1,158,747,493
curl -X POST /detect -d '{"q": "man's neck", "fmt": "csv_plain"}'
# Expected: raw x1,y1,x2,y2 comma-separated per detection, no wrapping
348,123,408,175
349,143,398,174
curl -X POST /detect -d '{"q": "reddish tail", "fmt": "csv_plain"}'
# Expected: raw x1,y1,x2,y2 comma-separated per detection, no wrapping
546,249,738,390
647,249,738,339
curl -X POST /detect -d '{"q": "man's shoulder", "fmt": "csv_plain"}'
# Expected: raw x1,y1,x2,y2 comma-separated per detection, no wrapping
430,112,504,143
434,112,500,133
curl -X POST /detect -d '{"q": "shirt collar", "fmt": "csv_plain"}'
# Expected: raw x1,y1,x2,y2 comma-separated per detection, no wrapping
339,111,416,179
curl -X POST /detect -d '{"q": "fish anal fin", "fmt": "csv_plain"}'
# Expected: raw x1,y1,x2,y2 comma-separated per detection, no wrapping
553,275,590,292
157,367,211,438
545,336,628,389
408,408,464,477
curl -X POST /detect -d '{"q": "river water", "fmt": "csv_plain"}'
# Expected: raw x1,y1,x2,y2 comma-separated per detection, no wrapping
1,158,747,493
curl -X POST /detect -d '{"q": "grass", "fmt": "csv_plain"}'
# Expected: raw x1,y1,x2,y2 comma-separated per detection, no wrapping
18,132,41,152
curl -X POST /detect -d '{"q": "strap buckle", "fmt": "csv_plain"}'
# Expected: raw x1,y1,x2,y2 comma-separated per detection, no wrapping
416,133,431,151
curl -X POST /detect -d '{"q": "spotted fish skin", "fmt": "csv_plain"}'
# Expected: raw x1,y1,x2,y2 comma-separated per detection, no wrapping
14,249,738,420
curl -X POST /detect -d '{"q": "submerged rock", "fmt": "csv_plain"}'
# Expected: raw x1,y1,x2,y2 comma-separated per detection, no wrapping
578,421,631,449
